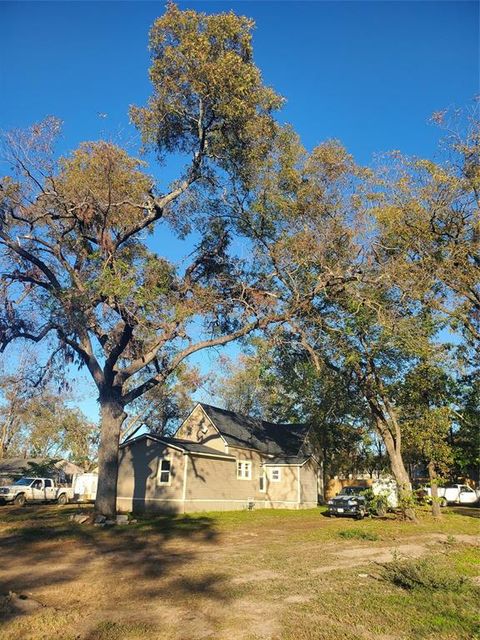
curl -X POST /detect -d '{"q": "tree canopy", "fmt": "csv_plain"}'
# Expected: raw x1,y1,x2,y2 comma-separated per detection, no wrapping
0,4,477,518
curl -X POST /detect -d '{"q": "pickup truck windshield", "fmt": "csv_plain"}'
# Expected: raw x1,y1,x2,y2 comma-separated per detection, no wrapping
13,478,35,486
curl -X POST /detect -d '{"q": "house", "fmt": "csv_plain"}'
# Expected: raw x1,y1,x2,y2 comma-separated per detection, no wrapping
117,403,321,513
0,457,84,486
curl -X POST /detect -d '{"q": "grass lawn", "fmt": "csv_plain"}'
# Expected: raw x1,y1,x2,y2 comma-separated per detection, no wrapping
0,504,478,640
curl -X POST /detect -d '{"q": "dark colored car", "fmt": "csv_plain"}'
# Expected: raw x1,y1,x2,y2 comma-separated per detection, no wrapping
327,486,367,519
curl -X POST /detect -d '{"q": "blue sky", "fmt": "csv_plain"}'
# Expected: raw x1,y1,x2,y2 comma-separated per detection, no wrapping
1,1,478,422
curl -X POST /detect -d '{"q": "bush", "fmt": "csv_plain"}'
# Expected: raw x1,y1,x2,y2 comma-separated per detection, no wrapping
382,555,467,592
338,528,379,541
362,489,389,516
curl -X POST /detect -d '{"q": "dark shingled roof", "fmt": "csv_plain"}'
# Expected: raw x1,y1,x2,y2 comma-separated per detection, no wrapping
121,434,235,459
199,403,311,460
158,436,235,458
263,456,311,466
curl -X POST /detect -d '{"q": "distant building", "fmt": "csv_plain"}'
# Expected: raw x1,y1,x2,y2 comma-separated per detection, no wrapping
0,457,84,486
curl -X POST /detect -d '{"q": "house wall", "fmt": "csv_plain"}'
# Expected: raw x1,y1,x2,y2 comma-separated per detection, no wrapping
300,459,320,507
117,435,320,514
117,438,185,513
175,405,226,453
184,447,265,511
263,464,300,508
183,451,308,512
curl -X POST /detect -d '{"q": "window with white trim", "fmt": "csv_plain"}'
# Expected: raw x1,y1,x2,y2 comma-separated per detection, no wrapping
157,458,171,485
237,460,252,480
270,467,281,482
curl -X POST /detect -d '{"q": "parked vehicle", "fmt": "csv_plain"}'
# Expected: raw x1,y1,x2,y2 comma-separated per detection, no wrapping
327,486,367,519
0,477,73,506
424,484,479,507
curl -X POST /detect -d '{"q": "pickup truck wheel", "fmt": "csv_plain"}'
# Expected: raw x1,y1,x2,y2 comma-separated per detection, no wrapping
355,510,365,520
14,493,26,507
57,493,68,505
439,497,448,508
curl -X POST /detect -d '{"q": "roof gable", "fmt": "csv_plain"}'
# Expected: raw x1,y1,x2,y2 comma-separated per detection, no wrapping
198,403,311,458
120,433,235,460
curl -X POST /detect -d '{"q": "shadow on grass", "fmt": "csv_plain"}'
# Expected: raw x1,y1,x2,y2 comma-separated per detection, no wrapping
0,505,223,627
449,505,480,519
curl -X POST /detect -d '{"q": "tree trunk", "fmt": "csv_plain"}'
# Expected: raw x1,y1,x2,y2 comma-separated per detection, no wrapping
374,416,417,522
428,461,441,518
322,445,328,503
95,395,127,518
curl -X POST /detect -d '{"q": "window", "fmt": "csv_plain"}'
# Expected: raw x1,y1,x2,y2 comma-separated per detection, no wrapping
237,460,252,480
270,467,281,482
44,479,53,488
157,459,171,485
259,473,266,493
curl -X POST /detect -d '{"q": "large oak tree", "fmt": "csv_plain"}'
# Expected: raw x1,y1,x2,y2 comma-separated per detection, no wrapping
0,5,283,516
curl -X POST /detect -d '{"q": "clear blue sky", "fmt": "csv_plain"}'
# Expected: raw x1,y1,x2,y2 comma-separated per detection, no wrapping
1,1,478,421
1,1,478,161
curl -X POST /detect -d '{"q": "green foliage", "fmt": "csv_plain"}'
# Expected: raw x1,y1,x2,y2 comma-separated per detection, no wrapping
214,340,375,479
372,103,480,352
0,354,95,465
22,459,61,478
382,555,467,592
452,374,480,476
1,5,478,518
338,528,379,541
131,3,282,187
361,489,389,516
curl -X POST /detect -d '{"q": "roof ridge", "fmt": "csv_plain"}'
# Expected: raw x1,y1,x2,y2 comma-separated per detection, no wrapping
199,402,306,429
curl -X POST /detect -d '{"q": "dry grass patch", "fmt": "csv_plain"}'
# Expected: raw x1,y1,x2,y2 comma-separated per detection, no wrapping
0,504,478,640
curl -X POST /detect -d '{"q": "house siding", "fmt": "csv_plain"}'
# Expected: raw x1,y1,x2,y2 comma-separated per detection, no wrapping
117,438,185,513
300,459,319,507
175,405,226,453
116,405,322,513
263,464,300,508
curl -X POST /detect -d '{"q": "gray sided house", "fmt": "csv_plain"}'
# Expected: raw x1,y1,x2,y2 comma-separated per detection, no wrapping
117,403,321,513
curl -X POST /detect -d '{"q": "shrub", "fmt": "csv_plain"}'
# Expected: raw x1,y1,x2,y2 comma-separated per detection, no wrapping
382,555,467,592
362,489,389,516
338,528,379,541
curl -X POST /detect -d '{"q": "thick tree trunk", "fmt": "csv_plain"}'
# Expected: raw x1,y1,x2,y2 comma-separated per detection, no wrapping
389,447,417,522
95,395,127,518
428,461,441,518
374,416,417,522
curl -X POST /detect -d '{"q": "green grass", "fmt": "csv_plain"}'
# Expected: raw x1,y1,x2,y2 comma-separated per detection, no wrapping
337,527,380,541
279,548,480,640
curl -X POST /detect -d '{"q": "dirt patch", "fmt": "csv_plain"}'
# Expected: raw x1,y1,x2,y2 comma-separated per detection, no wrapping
231,569,280,584
229,598,282,639
284,594,311,604
311,533,480,574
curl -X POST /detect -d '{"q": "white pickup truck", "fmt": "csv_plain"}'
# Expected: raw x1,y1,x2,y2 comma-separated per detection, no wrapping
0,477,73,506
425,484,479,507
